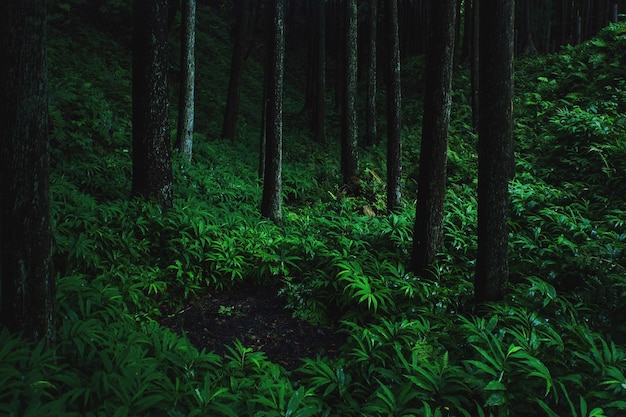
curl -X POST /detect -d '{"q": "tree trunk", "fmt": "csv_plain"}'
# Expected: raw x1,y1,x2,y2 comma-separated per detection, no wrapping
460,0,473,62
341,0,358,185
302,0,315,117
471,0,480,130
261,0,285,225
410,0,456,273
0,0,55,345
475,0,514,305
332,0,344,110
311,0,326,145
175,0,196,161
221,0,252,143
386,0,402,211
518,0,537,55
365,0,378,146
132,0,174,209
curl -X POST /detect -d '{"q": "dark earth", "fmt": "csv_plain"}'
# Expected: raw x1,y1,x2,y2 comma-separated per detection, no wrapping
161,284,345,371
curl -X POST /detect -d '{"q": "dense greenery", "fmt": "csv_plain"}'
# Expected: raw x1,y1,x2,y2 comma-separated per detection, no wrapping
2,3,625,416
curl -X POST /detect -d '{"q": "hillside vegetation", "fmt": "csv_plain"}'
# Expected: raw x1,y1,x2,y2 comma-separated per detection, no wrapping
2,3,626,416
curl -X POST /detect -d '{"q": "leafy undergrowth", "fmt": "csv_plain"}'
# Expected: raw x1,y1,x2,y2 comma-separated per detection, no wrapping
2,4,626,417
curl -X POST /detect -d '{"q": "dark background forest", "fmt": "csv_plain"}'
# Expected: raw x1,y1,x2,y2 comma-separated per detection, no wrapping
1,0,626,416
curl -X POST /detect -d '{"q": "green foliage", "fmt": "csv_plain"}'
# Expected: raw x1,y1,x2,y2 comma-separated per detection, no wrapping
7,6,625,417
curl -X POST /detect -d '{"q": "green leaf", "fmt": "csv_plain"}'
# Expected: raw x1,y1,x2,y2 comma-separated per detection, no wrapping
464,359,498,378
484,391,507,407
484,380,506,391
286,387,305,417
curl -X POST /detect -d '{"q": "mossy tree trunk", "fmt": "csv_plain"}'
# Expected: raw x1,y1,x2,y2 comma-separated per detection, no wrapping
132,0,174,209
410,0,457,274
175,0,196,161
0,0,55,345
261,0,285,225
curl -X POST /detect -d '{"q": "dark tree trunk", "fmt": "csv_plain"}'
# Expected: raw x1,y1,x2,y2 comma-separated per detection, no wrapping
400,0,429,57
132,0,174,209
341,0,358,185
259,74,267,179
386,0,402,212
454,0,462,63
410,0,456,274
261,0,285,224
471,0,480,130
518,0,537,55
332,0,344,110
175,0,196,161
311,0,326,145
221,0,253,143
0,0,55,345
475,0,514,305
611,2,618,24
302,0,315,117
460,0,473,62
365,0,378,146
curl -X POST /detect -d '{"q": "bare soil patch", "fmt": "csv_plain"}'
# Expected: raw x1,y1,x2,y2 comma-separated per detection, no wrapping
161,284,344,371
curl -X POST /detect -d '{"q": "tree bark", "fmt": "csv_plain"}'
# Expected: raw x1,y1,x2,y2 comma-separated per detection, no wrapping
475,0,514,304
410,0,456,273
331,0,344,110
341,0,358,185
221,0,252,143
365,0,378,146
175,0,196,161
311,0,326,145
132,0,174,209
261,0,285,225
0,0,55,345
471,0,480,130
386,0,403,212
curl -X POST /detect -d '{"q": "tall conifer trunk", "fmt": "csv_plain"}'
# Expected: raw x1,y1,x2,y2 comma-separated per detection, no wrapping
261,0,285,224
0,0,55,345
365,0,377,146
386,0,402,211
410,0,457,273
341,0,358,185
475,0,514,304
222,0,252,143
176,0,196,161
132,0,174,209
311,0,326,145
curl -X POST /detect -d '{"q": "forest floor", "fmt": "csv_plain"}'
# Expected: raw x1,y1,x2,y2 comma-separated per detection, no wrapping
161,284,345,372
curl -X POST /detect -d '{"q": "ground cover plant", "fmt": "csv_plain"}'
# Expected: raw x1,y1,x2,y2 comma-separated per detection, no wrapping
2,3,625,417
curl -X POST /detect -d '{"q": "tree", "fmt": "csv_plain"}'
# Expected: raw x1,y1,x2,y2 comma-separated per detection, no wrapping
410,0,457,273
470,0,480,130
0,0,55,344
261,0,285,224
132,0,174,209
341,0,358,185
386,0,402,211
221,0,254,143
365,0,377,146
329,0,344,110
475,0,514,304
302,0,326,145
175,0,196,161
311,0,326,145
517,0,537,55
